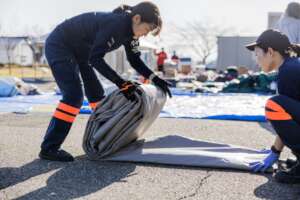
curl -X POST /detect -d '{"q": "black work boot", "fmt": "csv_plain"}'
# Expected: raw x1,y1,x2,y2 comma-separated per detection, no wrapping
274,152,300,184
39,149,74,162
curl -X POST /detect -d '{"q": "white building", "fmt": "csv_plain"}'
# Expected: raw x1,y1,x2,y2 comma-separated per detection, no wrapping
0,37,34,66
268,12,283,29
0,34,158,77
217,36,257,71
216,12,283,72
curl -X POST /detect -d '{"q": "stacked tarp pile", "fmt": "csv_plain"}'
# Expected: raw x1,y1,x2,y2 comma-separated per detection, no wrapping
0,77,41,97
0,77,19,97
222,72,277,94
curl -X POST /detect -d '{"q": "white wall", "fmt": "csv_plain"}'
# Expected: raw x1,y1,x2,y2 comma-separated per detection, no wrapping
0,39,34,66
217,36,258,71
12,40,34,66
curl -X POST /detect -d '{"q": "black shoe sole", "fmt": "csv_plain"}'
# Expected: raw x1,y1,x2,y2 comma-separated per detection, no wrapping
39,152,74,162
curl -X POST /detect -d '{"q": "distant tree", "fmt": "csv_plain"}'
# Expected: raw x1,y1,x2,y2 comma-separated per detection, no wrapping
2,38,17,75
169,21,233,65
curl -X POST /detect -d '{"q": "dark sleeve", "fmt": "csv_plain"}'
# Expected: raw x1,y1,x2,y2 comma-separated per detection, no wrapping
124,39,154,79
277,66,300,99
88,28,124,86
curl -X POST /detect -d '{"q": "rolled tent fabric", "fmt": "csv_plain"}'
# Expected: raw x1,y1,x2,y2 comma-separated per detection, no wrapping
82,84,273,172
83,84,167,160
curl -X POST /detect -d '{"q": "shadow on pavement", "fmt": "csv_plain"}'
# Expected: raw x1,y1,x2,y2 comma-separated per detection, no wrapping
254,173,300,200
0,155,136,200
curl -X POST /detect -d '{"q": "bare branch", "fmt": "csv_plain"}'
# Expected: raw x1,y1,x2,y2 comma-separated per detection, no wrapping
169,20,235,64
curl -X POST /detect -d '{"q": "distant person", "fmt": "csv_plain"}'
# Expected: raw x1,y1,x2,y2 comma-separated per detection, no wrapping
277,2,300,43
40,2,171,162
155,48,167,73
246,29,300,184
171,51,179,64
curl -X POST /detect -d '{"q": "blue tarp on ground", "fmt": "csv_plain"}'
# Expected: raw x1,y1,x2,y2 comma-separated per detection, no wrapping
0,93,60,113
0,78,19,97
0,89,270,122
160,92,270,122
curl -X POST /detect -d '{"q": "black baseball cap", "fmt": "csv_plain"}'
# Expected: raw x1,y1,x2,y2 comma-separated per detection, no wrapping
245,29,291,51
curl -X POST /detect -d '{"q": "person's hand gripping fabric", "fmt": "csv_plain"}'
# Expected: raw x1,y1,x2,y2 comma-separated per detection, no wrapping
150,74,172,98
118,81,138,101
249,147,280,173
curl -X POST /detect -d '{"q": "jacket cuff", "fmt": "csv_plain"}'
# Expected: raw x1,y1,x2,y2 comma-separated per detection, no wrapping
271,145,281,154
149,73,157,81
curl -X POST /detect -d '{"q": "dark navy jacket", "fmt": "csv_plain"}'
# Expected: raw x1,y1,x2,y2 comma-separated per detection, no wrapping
278,57,300,101
50,12,154,86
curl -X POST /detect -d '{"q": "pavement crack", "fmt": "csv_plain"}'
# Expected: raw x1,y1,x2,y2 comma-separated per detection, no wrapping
177,172,212,200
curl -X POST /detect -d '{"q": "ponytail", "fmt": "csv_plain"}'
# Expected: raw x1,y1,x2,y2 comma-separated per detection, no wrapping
113,4,132,14
289,44,300,58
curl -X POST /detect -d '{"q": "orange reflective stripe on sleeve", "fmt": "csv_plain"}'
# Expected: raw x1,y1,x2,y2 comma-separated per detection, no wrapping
120,84,134,91
265,111,292,121
57,102,80,115
89,101,100,110
266,100,286,112
53,110,76,123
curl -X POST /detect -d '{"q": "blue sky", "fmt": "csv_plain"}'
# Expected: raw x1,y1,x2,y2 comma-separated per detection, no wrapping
0,0,294,36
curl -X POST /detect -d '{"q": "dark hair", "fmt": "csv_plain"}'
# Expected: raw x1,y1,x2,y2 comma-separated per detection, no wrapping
113,1,162,36
112,4,133,14
285,2,300,19
290,44,300,57
259,43,300,58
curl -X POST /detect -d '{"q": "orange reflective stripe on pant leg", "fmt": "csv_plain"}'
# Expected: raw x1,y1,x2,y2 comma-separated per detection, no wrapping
53,110,76,123
265,111,292,120
57,102,80,115
266,100,286,112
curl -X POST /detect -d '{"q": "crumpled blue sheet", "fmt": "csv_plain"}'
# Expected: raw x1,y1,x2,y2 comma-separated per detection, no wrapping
0,93,60,113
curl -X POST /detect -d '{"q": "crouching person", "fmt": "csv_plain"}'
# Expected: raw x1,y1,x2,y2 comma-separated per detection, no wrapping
246,29,300,184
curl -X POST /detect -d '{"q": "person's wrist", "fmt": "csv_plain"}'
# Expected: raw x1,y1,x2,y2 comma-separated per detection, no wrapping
116,78,126,88
271,145,281,155
149,73,157,81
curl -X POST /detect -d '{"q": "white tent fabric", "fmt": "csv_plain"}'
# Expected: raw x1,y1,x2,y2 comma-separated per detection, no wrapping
82,84,271,171
161,93,271,119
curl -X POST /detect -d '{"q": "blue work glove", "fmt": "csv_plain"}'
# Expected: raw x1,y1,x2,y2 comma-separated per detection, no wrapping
249,149,280,173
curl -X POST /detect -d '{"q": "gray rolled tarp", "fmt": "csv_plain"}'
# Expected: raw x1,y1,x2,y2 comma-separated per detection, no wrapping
83,84,272,172
83,84,167,160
